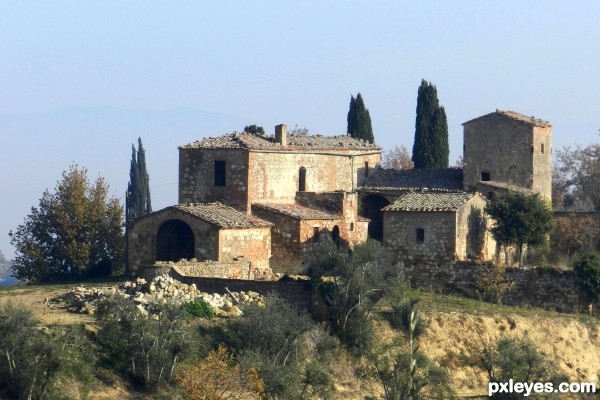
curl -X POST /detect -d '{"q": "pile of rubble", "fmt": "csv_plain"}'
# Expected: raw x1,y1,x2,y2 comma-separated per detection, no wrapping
50,275,264,318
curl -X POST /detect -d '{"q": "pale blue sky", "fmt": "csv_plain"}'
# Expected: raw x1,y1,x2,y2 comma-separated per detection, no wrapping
1,1,599,258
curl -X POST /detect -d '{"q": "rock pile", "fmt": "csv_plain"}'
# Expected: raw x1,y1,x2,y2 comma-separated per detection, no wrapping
50,275,264,318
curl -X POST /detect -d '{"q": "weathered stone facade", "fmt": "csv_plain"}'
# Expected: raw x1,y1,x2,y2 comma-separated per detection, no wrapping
463,110,552,202
127,204,272,274
382,192,496,263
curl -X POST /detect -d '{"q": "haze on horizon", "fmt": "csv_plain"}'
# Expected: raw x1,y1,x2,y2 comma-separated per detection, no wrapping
1,1,599,258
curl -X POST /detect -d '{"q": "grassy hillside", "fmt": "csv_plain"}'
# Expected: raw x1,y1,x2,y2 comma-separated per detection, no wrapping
0,281,598,399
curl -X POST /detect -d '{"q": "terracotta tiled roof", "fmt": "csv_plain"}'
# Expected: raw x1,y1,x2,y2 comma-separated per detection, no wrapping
179,132,381,152
173,203,273,229
252,202,340,220
360,168,463,191
382,191,476,212
463,110,551,128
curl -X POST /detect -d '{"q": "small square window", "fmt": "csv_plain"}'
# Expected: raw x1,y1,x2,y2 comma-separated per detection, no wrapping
364,162,369,177
416,228,424,243
481,172,491,181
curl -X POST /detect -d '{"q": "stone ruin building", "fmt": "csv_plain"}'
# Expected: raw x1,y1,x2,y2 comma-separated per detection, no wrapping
128,110,552,276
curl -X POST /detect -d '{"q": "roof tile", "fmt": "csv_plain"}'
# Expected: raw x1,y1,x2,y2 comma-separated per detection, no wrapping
360,168,463,191
252,202,340,220
173,203,273,229
382,191,477,212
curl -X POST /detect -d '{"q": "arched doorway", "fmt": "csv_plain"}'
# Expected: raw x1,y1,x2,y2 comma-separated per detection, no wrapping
360,195,390,241
156,220,195,261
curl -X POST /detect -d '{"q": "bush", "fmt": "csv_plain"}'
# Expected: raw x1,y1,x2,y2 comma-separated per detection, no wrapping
177,345,265,400
482,335,564,400
95,295,192,392
305,239,405,351
0,302,94,399
573,253,600,302
182,299,215,319
223,295,336,399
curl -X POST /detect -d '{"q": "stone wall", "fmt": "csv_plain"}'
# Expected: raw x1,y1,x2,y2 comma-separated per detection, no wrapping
383,211,456,264
168,269,329,318
402,261,589,313
455,197,497,261
247,151,381,206
179,148,249,210
165,259,253,279
219,227,271,271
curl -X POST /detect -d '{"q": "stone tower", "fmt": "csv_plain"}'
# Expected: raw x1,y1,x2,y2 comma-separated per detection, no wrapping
462,110,552,202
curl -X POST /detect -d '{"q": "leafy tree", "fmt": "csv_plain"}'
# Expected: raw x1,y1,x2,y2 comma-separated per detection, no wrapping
288,124,309,136
382,145,414,170
482,335,564,400
9,165,124,282
412,80,449,169
573,253,600,303
244,124,265,135
484,191,553,266
306,239,404,351
126,137,152,223
553,144,600,211
0,250,11,280
347,93,375,143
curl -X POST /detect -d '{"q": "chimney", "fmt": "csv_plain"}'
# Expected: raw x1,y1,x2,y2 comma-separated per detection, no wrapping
275,124,287,146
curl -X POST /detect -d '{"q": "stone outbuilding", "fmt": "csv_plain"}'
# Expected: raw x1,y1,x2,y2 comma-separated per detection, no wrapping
382,191,496,264
127,203,273,275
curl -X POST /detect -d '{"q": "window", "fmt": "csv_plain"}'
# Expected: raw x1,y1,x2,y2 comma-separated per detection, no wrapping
541,143,545,154
416,228,425,243
364,161,369,177
481,171,491,181
214,161,226,186
350,222,354,231
299,167,306,192
313,226,320,243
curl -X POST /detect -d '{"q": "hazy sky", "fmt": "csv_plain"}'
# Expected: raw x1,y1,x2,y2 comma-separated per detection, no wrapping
1,1,599,258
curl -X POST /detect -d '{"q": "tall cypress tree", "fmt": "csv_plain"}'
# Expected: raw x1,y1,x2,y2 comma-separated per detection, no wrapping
347,93,375,143
412,80,449,169
126,138,152,223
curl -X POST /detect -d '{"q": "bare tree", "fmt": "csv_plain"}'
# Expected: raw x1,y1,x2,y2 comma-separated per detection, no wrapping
382,145,414,170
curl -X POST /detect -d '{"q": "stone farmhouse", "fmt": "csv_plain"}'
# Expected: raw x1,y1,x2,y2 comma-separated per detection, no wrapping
128,110,552,275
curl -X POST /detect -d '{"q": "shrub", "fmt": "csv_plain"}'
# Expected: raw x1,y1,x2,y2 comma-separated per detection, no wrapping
95,295,192,392
177,345,265,400
573,253,600,302
0,302,94,399
482,335,564,400
182,299,215,319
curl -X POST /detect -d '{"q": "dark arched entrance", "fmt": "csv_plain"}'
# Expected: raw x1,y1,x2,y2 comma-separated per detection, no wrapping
360,195,390,241
156,220,195,262
331,225,340,247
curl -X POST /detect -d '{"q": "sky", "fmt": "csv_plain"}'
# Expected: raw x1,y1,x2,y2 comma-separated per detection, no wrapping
1,1,599,258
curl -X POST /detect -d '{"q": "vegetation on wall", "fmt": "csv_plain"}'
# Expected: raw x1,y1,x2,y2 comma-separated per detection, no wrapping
412,79,449,170
9,165,124,282
347,92,375,144
573,253,600,303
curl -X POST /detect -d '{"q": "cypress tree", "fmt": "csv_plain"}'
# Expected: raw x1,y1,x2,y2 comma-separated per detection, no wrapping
412,80,449,169
347,93,375,143
126,138,152,223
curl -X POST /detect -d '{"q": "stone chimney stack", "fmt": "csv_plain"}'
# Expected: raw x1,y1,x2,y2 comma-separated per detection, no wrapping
275,124,287,146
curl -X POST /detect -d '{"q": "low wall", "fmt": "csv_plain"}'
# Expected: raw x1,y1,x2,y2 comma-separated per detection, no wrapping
169,268,330,320
402,261,590,313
